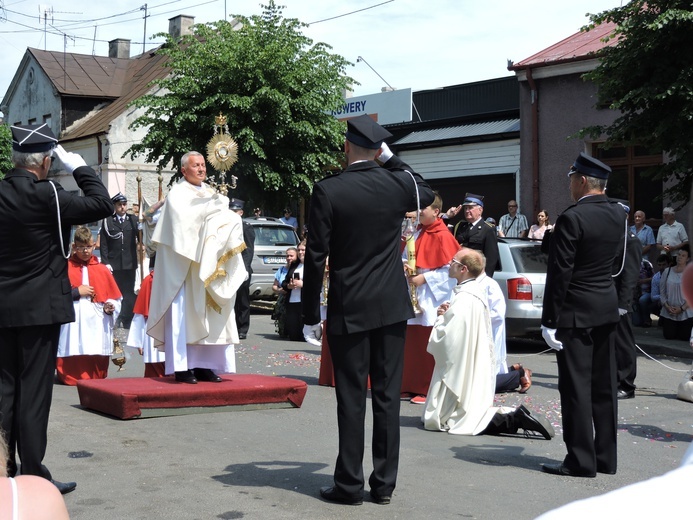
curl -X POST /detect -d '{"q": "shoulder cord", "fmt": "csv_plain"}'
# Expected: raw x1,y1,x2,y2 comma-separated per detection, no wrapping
102,215,123,241
403,169,421,227
49,181,71,259
612,217,628,278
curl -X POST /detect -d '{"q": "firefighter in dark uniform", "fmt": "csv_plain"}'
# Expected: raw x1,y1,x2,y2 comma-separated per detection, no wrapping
302,115,434,505
453,193,500,277
541,152,626,477
0,124,112,494
99,192,138,328
229,198,255,340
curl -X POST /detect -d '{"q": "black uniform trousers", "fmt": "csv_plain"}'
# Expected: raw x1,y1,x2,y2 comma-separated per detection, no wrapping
113,268,136,327
556,324,618,475
327,321,406,498
615,313,637,393
0,324,61,479
234,277,251,336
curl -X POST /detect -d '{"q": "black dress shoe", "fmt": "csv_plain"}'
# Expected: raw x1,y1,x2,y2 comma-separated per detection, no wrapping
617,389,635,399
541,463,596,478
369,490,391,505
514,405,555,440
238,333,247,340
319,486,363,505
193,368,222,382
51,479,77,494
174,370,198,384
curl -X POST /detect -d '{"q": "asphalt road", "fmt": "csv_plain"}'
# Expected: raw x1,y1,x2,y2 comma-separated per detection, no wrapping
47,311,693,519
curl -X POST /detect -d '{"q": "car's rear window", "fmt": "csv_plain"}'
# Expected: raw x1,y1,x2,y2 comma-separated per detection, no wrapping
254,226,298,247
510,246,548,273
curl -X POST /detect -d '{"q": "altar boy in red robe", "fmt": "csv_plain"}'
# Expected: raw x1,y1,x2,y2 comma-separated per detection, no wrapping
402,193,460,403
126,254,166,377
57,226,122,385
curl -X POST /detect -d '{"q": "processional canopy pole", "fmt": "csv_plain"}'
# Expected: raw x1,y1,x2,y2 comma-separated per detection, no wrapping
206,113,239,195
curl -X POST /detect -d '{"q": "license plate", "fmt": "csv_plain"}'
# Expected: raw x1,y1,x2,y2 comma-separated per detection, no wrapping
263,256,285,265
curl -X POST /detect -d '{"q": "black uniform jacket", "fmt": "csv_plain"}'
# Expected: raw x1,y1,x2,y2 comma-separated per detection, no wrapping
0,166,113,327
615,231,642,310
454,219,500,276
100,213,138,270
241,220,255,275
542,194,626,329
302,156,434,335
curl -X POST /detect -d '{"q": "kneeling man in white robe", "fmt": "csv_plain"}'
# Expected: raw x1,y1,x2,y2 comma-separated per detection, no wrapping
147,151,247,384
422,248,554,439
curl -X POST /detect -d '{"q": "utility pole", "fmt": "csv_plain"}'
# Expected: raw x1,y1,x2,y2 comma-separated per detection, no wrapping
140,4,148,54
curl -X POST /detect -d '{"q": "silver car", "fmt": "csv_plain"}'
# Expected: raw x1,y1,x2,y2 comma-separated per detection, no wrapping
494,238,548,337
244,217,300,300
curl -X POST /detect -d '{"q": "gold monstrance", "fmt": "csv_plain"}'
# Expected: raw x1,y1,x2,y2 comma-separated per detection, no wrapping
206,113,239,195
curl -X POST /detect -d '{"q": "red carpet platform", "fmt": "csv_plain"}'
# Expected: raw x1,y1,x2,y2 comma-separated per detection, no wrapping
76,374,308,420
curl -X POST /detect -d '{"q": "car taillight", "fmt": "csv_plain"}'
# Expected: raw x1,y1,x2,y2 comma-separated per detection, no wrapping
507,277,532,300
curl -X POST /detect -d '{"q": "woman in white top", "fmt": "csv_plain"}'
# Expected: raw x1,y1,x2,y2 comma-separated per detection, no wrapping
0,434,69,520
528,209,552,241
659,244,693,340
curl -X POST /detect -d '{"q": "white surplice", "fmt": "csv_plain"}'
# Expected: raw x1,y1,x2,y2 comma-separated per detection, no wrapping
422,278,498,435
58,267,121,357
147,179,247,374
126,314,164,364
477,273,508,374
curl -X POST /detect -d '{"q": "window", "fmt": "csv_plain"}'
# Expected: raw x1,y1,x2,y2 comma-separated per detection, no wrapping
43,115,52,126
28,118,36,125
591,144,663,222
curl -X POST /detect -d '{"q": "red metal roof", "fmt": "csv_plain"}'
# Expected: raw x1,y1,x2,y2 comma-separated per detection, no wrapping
509,21,618,70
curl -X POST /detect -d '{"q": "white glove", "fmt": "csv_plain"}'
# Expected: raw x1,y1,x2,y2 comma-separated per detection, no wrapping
618,308,628,316
541,325,563,351
54,145,87,173
105,264,113,273
378,142,394,163
303,323,322,347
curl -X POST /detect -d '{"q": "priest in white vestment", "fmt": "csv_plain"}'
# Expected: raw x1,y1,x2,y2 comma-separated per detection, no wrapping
147,151,247,384
422,248,554,439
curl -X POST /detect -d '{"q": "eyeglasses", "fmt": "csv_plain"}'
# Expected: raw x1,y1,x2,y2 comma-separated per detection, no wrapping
74,245,95,252
450,259,467,270
508,205,518,208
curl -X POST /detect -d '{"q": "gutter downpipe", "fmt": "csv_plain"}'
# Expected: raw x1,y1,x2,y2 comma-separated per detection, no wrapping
526,67,540,218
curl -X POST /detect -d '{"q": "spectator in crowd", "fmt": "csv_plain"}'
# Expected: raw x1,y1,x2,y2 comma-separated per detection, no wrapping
632,257,655,327
253,207,262,217
499,199,529,238
630,210,656,256
528,209,553,241
646,254,673,323
0,432,70,519
280,208,298,231
659,244,693,340
485,217,500,236
656,207,688,259
272,247,298,338
283,241,305,341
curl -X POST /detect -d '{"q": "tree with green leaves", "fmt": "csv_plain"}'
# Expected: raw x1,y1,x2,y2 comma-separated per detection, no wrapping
127,1,354,209
0,124,12,178
581,1,693,206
